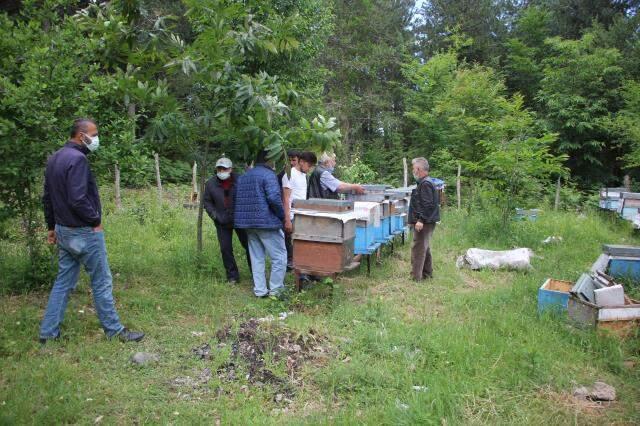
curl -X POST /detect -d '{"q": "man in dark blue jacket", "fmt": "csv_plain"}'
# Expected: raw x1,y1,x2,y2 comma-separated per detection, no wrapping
234,150,287,297
40,118,144,343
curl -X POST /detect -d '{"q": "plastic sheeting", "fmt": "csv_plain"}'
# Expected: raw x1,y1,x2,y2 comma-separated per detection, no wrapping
456,248,534,270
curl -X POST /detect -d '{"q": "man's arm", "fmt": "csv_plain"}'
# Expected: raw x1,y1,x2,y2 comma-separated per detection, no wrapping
202,181,216,221
67,157,100,227
265,174,285,221
42,173,55,231
281,174,293,232
42,171,56,244
320,171,365,194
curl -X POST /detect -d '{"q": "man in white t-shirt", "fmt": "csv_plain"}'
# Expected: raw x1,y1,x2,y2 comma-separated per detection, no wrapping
282,151,317,268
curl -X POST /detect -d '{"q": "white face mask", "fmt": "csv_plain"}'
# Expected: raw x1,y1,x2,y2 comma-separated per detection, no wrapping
83,134,100,152
217,171,231,180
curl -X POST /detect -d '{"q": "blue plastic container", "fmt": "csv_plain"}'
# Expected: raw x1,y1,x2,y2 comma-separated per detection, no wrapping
355,223,377,255
538,278,573,314
608,258,640,281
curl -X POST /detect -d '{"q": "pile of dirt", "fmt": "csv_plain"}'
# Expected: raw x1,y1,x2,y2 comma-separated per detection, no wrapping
217,318,327,404
172,318,329,405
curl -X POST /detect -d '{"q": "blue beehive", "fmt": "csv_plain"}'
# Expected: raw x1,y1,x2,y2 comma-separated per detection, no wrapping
355,221,377,254
538,278,573,314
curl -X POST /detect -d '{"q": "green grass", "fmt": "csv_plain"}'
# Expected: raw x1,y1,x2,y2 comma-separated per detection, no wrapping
1,188,639,424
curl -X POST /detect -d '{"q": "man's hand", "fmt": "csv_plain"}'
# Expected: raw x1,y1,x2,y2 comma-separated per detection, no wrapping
352,184,366,195
415,221,424,232
47,230,57,245
93,224,104,232
284,219,293,234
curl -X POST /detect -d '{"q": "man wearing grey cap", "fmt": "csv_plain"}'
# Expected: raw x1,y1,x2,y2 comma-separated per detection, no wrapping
203,156,251,284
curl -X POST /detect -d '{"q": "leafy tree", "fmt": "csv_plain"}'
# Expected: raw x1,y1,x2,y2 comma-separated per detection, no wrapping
404,50,566,219
537,33,625,185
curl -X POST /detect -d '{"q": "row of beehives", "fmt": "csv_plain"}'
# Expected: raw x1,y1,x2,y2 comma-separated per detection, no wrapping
599,188,640,229
538,244,640,337
289,185,414,275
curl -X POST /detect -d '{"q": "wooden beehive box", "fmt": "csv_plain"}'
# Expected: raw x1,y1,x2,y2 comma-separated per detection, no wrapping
293,198,354,213
292,203,357,274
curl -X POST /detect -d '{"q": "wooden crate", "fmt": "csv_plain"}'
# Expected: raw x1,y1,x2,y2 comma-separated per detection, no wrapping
568,295,640,338
538,278,572,314
293,198,354,213
293,238,355,274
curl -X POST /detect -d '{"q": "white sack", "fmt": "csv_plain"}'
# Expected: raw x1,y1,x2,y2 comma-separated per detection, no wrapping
456,248,534,270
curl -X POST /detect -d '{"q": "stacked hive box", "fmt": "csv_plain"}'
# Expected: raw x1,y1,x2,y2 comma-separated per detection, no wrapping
291,199,357,274
353,202,382,255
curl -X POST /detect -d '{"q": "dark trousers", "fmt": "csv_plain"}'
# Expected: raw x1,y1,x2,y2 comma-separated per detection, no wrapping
284,230,293,265
411,223,436,280
214,222,251,281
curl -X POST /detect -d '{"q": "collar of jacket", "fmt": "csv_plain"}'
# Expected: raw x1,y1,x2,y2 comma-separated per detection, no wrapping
255,163,274,171
64,140,90,156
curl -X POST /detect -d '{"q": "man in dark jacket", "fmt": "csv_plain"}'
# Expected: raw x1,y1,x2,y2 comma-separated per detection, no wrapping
234,151,287,297
40,118,144,343
203,156,250,284
408,157,440,281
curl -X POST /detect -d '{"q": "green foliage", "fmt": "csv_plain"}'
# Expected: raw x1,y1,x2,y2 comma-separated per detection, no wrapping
337,156,377,184
537,33,625,184
405,51,567,219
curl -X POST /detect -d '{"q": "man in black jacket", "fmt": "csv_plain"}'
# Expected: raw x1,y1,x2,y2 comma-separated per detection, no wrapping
40,118,144,343
408,157,440,281
203,156,250,284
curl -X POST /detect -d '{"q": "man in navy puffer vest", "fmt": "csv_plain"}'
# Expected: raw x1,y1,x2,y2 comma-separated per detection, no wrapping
234,150,287,297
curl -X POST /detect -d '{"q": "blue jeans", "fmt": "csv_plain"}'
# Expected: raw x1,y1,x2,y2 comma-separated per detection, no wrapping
246,229,287,297
39,225,125,339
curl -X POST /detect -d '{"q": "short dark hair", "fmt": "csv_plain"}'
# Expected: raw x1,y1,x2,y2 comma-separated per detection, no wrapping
298,151,317,165
255,149,269,164
70,118,96,138
287,149,301,159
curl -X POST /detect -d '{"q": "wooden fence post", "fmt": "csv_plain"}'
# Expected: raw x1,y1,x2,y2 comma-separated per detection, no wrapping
456,163,461,210
403,157,408,187
191,161,198,202
154,152,162,202
624,174,631,192
114,162,122,210
554,176,561,211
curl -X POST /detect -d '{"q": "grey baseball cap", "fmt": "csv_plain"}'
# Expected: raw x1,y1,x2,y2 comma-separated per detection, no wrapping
215,157,232,168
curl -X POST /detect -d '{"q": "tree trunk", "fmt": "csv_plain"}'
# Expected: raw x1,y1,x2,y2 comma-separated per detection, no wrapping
402,157,408,187
114,163,122,210
154,152,162,202
456,163,461,210
554,176,561,211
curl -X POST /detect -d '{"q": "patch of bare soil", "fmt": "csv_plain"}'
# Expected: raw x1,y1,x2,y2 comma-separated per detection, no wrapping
172,318,330,407
537,386,615,419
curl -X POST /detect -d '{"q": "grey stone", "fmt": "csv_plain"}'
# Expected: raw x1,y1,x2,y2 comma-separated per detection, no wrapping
573,386,590,400
131,352,160,365
590,381,616,401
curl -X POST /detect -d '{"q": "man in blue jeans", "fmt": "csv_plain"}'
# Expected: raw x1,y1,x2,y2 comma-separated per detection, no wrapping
234,150,287,298
40,118,144,344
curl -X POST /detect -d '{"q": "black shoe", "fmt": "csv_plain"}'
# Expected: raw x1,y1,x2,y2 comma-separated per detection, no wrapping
39,335,60,345
117,328,145,342
258,294,270,299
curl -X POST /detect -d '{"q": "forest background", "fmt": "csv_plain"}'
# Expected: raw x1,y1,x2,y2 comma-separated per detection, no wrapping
1,0,640,289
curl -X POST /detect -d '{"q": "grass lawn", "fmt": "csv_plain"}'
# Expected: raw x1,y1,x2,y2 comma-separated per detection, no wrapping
1,187,639,424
